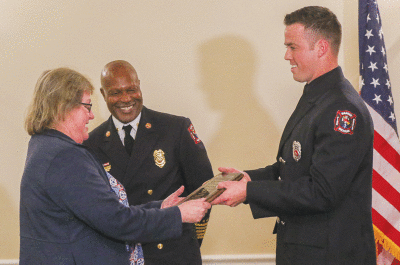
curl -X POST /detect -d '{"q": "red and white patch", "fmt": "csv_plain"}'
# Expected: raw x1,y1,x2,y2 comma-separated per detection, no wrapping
103,162,111,172
334,110,357,135
188,124,202,144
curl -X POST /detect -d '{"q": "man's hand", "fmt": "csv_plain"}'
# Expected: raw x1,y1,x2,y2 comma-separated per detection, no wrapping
161,186,185,209
218,167,251,182
178,199,211,223
211,167,251,207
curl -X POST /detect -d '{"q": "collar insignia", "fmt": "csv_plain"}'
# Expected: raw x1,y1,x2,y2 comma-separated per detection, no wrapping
103,162,111,172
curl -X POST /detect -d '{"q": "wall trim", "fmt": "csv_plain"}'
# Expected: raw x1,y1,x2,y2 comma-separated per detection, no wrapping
0,260,18,265
202,254,276,265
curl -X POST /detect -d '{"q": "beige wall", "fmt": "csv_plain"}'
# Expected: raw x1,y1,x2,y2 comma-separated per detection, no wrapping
1,0,400,259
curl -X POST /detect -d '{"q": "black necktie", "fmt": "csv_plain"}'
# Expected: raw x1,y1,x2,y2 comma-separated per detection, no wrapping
122,125,134,156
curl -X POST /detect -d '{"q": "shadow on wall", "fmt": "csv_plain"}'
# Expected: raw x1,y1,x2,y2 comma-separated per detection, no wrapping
198,35,280,255
0,185,19,259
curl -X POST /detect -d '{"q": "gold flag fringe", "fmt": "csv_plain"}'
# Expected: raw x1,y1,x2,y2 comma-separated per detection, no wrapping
374,224,400,261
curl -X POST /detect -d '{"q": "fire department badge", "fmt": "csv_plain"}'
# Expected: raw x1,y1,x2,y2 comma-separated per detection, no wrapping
153,149,166,168
334,110,356,135
292,141,301,162
188,124,202,144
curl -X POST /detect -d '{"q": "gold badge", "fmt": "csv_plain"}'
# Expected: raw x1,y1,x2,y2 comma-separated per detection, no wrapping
153,149,166,168
103,162,111,172
146,123,152,129
106,131,111,137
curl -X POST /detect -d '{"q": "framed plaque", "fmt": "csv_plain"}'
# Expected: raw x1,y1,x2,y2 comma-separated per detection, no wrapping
179,172,244,204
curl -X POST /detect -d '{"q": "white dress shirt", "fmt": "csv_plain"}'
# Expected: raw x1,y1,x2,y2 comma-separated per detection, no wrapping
112,113,142,146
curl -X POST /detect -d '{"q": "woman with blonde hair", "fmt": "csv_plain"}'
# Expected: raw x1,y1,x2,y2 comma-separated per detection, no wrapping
20,68,210,264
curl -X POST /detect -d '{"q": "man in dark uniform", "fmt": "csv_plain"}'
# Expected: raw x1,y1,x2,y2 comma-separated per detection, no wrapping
212,6,376,265
83,60,214,265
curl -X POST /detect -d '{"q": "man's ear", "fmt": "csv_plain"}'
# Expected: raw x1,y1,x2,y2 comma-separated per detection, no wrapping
100,88,106,99
316,39,329,58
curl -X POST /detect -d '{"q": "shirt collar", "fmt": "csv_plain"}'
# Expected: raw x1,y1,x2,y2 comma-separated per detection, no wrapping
303,66,342,102
112,112,142,134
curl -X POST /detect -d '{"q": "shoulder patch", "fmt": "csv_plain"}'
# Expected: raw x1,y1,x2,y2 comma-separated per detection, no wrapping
188,124,202,144
334,110,357,135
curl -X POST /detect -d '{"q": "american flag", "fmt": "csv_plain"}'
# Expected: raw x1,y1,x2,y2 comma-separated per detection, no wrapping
359,0,400,264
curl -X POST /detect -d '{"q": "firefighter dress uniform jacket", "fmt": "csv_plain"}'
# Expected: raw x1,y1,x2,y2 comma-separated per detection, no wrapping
246,67,376,265
84,106,214,265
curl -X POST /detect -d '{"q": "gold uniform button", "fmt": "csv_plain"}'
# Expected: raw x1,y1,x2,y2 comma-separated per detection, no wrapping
148,190,153,195
157,243,163,249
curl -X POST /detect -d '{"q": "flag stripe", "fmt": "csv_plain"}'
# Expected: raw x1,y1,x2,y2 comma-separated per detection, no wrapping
374,131,400,172
377,242,396,264
373,149,400,192
377,243,400,265
372,207,400,248
373,169,400,213
372,189,400,242
367,105,400,154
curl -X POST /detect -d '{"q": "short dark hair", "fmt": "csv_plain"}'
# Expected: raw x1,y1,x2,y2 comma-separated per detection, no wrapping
284,6,342,55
